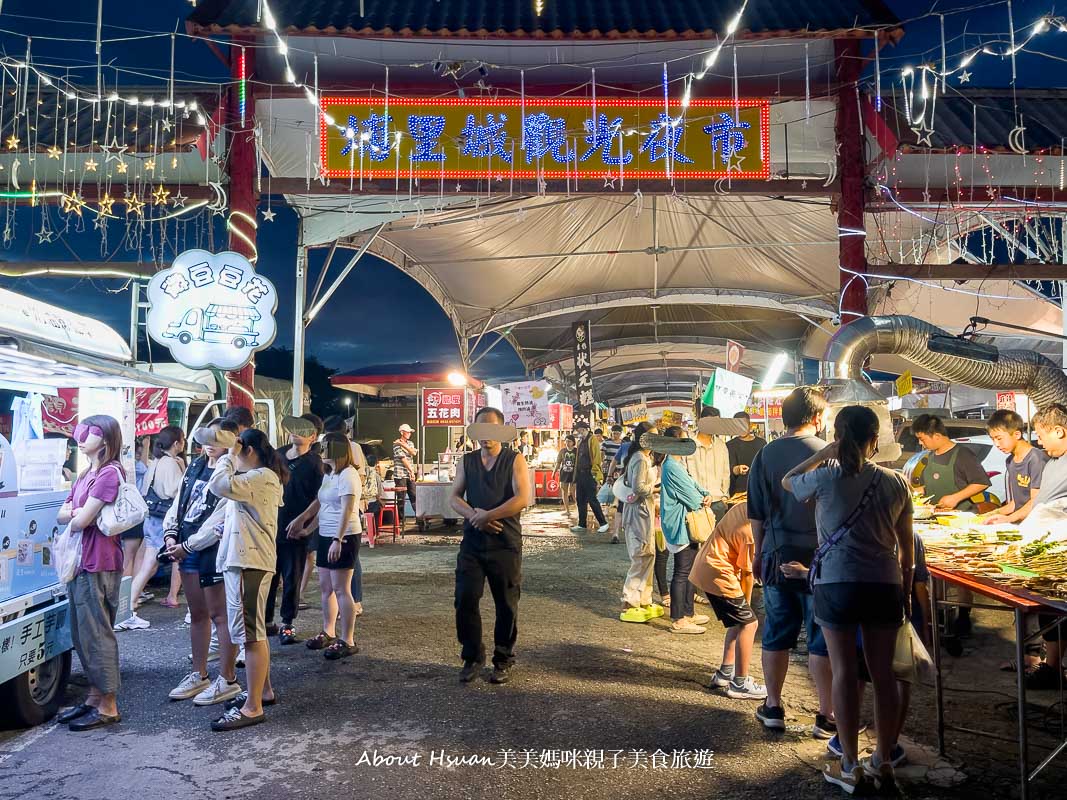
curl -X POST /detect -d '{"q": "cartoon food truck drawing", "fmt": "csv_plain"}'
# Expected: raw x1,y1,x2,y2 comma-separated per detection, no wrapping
163,304,261,349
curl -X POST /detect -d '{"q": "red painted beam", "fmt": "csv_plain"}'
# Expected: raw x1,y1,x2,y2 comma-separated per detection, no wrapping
836,40,867,323
226,35,258,412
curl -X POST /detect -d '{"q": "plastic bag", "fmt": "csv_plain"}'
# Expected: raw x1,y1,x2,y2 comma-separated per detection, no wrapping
597,482,614,506
53,523,82,585
892,622,935,683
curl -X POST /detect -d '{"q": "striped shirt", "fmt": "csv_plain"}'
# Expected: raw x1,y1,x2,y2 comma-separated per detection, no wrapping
393,440,416,480
601,438,623,474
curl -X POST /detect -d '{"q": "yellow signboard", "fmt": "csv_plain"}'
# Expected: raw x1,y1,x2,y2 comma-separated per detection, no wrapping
320,96,770,181
895,371,913,397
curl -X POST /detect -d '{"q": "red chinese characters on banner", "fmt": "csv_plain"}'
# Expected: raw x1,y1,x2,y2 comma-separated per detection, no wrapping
422,388,465,426
996,392,1016,411
42,389,79,436
135,388,170,437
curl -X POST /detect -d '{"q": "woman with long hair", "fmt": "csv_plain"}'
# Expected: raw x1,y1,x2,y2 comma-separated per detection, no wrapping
783,405,914,793
205,428,288,731
161,418,242,707
55,415,126,731
118,425,186,630
619,422,663,623
289,432,363,659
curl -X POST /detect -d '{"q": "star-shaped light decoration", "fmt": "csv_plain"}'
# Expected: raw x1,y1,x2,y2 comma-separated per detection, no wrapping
603,176,617,189
60,192,86,217
162,118,173,132
171,190,187,208
5,134,19,150
84,157,99,172
261,207,276,222
101,137,128,163
152,184,170,206
35,226,56,244
911,125,935,148
958,70,972,85
46,145,62,160
125,193,145,217
727,155,746,174
98,192,115,216
144,158,156,172
115,160,128,174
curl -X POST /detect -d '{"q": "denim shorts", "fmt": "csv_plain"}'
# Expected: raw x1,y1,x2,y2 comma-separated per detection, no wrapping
142,515,166,549
178,542,223,589
761,585,828,657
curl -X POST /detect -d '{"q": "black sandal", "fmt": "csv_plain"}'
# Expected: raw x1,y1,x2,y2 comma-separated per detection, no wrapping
305,631,336,651
324,641,357,660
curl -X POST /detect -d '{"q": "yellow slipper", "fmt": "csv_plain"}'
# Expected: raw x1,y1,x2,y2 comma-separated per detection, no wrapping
619,606,651,623
645,604,666,619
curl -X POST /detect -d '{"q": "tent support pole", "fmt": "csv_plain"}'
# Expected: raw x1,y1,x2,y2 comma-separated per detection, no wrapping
469,332,509,368
293,219,307,415
836,39,867,324
304,223,386,324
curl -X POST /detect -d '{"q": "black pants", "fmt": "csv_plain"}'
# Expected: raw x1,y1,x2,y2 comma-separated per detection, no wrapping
670,542,699,621
398,477,416,522
455,546,521,668
654,548,671,598
265,537,308,625
575,471,606,529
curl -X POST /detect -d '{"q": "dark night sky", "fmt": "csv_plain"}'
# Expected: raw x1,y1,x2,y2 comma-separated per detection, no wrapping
0,0,1062,380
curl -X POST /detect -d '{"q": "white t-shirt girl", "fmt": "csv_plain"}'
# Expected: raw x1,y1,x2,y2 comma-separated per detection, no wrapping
317,465,363,539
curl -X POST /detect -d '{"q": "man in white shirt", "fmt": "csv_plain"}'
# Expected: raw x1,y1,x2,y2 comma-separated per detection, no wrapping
683,407,731,516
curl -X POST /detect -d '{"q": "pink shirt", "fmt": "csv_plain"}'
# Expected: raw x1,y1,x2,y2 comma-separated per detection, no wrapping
67,462,123,574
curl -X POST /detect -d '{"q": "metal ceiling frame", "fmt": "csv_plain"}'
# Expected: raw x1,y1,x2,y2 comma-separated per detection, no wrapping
527,334,780,370
469,288,837,338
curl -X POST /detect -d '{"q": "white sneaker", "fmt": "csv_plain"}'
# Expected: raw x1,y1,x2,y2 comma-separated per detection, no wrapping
169,671,211,700
139,591,154,602
184,610,192,625
114,612,151,631
353,602,364,617
710,668,734,689
597,524,610,534
192,674,242,706
236,646,246,668
725,676,769,700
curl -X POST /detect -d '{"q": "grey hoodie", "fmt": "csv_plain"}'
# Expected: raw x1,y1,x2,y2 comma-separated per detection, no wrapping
206,453,283,574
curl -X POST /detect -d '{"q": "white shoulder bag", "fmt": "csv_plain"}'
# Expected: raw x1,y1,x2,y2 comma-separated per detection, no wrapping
97,464,149,537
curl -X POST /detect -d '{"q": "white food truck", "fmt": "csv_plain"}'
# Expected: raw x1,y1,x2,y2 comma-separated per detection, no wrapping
0,286,209,726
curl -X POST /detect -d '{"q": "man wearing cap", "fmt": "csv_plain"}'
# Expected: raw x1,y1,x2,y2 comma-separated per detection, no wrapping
571,421,609,534
450,407,533,685
266,413,324,644
393,424,418,527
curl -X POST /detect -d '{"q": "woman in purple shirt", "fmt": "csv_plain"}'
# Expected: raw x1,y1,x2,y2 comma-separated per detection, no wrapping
56,415,126,731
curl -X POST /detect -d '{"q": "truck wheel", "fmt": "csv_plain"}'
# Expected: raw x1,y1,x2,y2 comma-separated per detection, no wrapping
178,332,192,345
0,651,71,727
233,337,247,348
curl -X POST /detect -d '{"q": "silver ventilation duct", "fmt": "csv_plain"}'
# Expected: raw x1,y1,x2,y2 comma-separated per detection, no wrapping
822,315,1067,409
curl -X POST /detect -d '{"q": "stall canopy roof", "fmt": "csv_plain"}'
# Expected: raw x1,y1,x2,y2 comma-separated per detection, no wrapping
189,0,900,39
332,361,484,398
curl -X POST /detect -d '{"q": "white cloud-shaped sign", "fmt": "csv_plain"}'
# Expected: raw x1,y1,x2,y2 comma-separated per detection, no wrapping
146,249,278,371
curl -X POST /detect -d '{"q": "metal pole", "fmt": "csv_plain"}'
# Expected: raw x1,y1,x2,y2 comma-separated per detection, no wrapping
931,574,946,757
129,280,140,362
292,221,307,415
1015,608,1030,800
1061,280,1067,375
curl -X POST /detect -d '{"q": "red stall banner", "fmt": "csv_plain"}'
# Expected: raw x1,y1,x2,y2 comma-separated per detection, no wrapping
135,388,170,437
423,387,466,426
548,403,574,431
42,388,79,437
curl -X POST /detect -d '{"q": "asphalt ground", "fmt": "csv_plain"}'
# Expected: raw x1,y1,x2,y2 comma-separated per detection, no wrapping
0,506,1064,799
